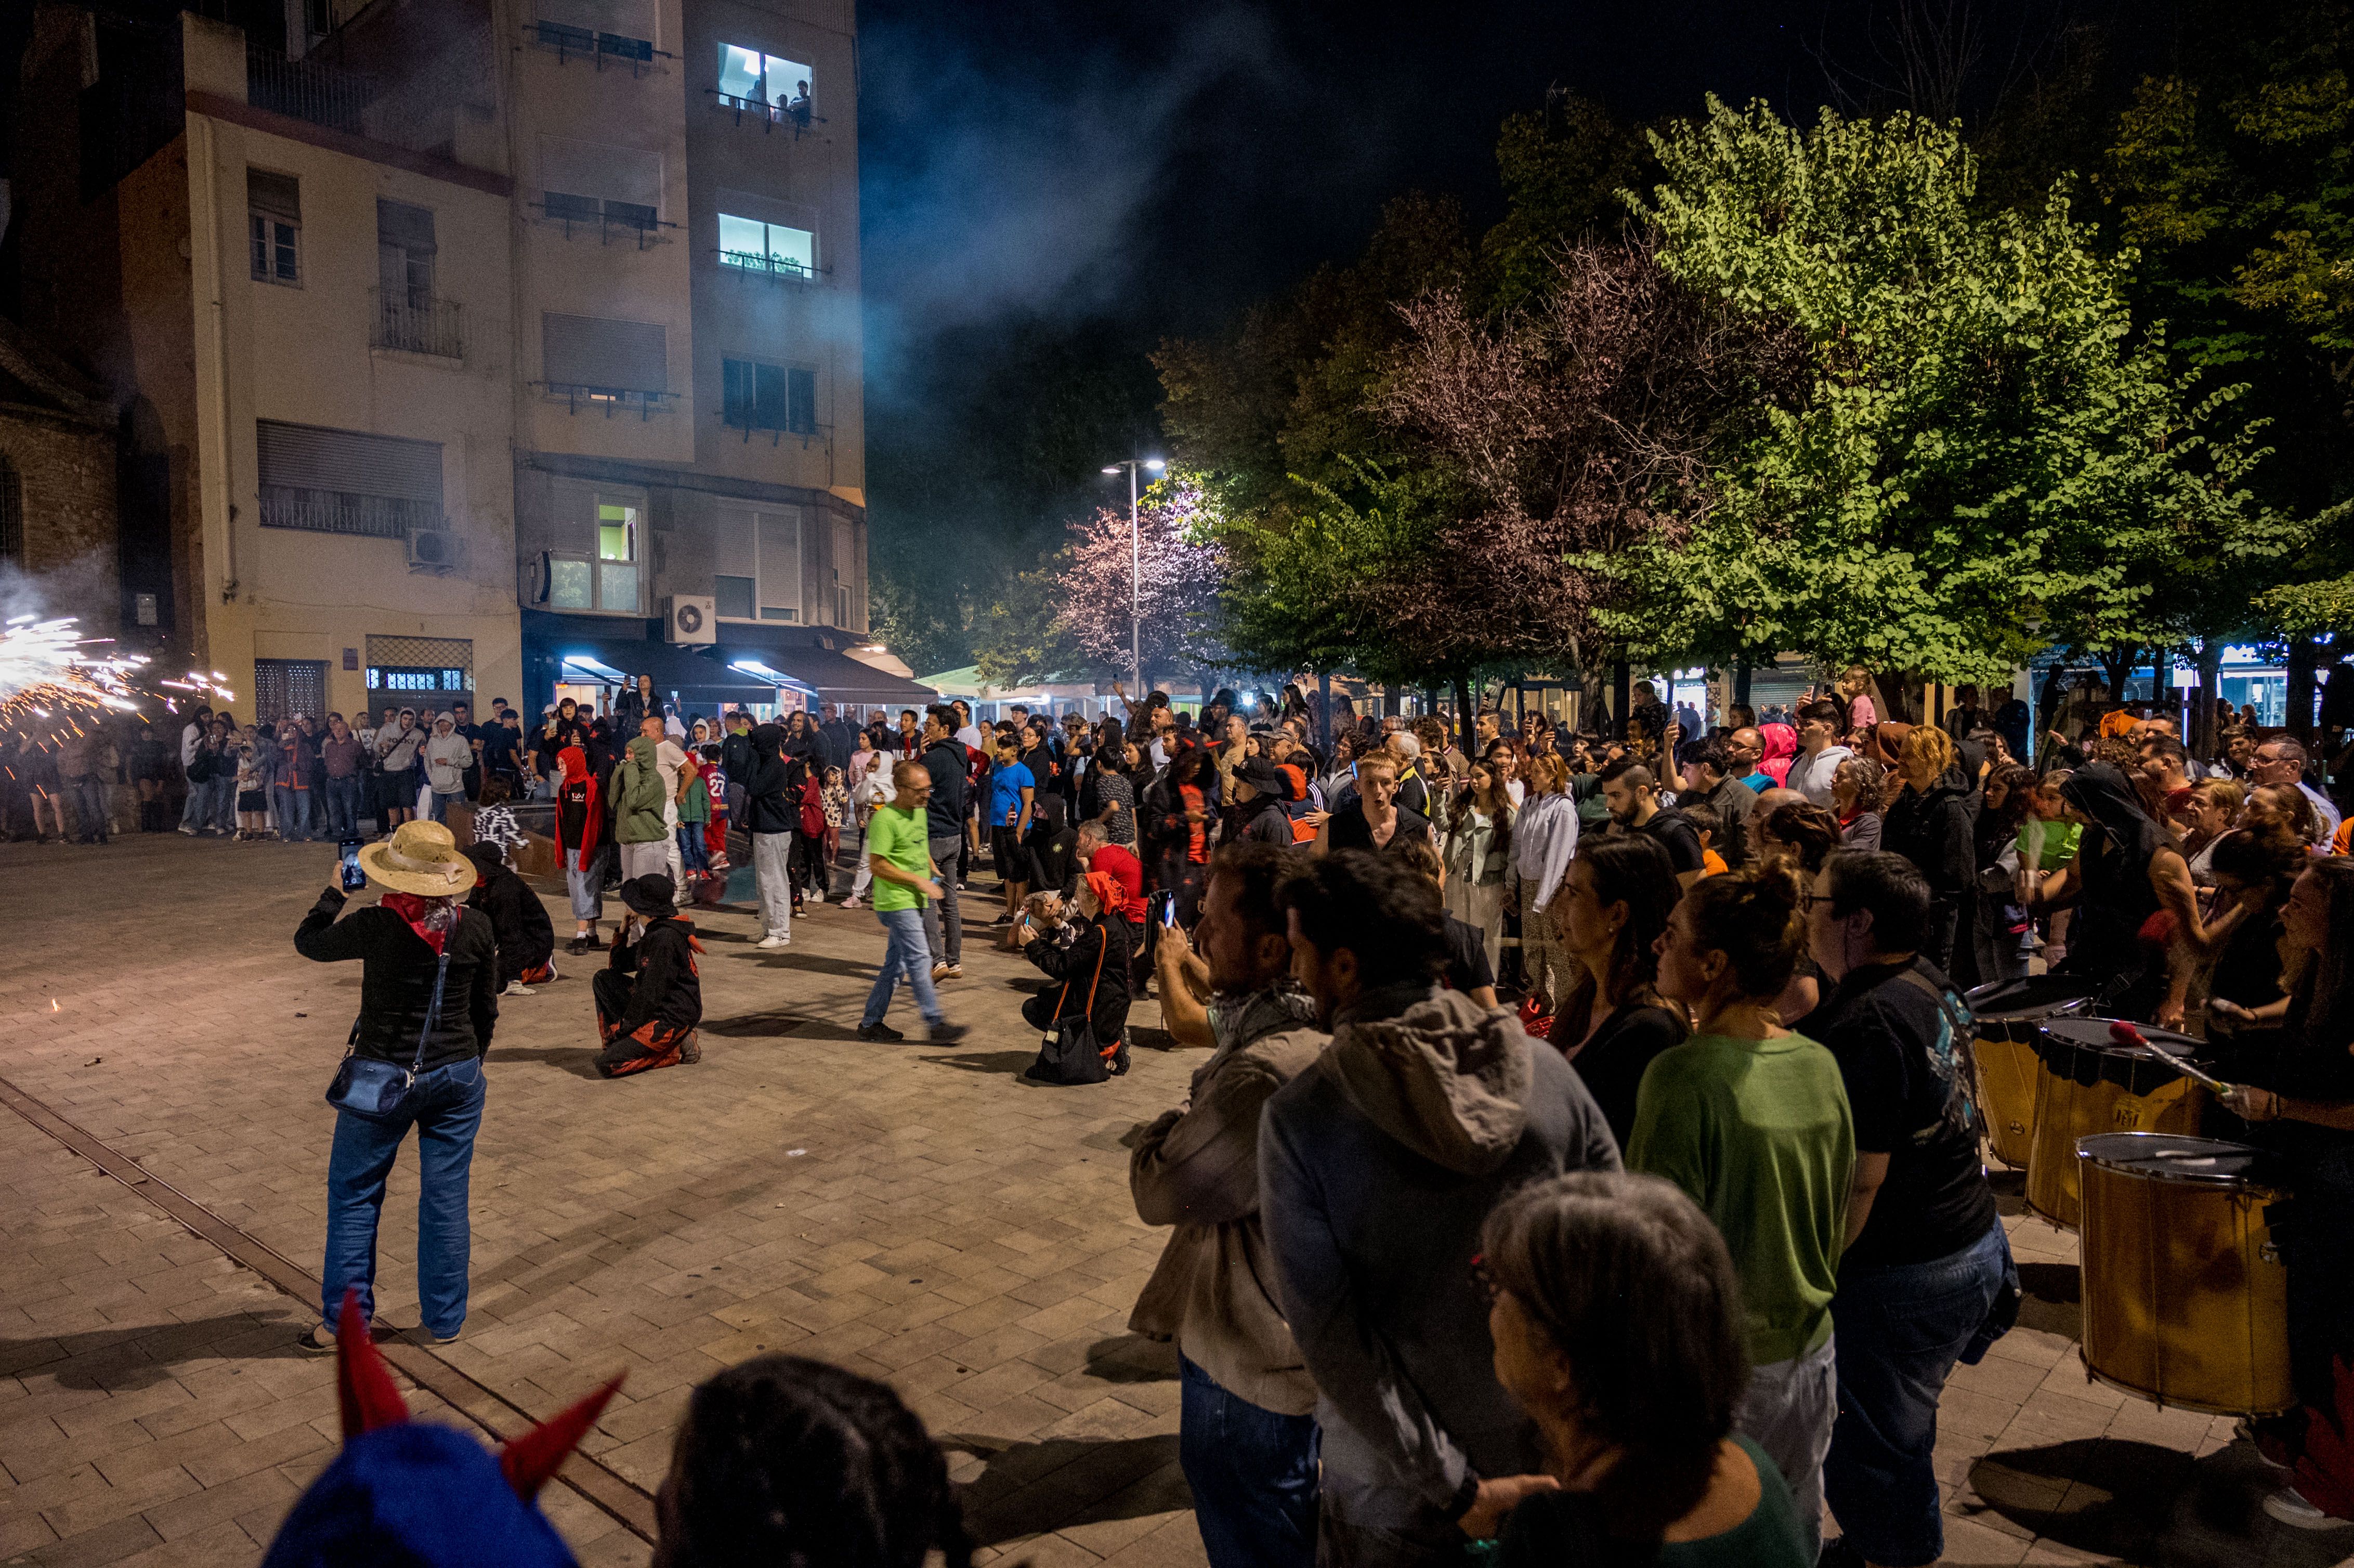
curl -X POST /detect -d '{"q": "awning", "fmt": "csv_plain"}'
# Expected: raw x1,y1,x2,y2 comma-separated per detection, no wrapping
708,635,939,708
545,636,783,708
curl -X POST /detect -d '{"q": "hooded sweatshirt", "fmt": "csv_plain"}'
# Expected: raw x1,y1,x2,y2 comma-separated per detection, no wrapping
1258,985,1619,1531
613,736,670,844
743,724,803,835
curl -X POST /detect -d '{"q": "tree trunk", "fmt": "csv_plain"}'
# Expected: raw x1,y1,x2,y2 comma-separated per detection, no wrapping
1873,670,1914,725
2036,654,2076,766
2095,645,2138,707
2191,639,2224,760
1734,658,1753,712
1611,659,1631,740
1453,671,1474,754
2289,636,2318,742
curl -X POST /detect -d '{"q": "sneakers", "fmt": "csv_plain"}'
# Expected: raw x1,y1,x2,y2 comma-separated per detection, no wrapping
757,934,790,949
502,982,536,996
856,1021,906,1042
839,896,864,910
928,1022,970,1044
940,963,963,980
809,892,826,906
296,1324,336,1354
931,962,949,982
177,824,197,837
2265,1487,2351,1530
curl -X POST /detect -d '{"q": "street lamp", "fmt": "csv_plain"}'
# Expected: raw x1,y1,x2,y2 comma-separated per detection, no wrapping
1101,457,1166,689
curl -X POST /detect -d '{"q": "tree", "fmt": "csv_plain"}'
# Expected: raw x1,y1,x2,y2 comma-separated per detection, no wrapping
1605,97,2277,714
976,478,1228,688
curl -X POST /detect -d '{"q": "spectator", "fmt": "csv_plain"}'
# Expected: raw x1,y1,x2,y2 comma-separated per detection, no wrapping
1682,741,1760,868
1553,835,1686,1148
294,820,496,1350
743,724,801,950
1130,842,1326,1567
649,1354,969,1568
463,841,557,996
2253,736,2344,843
1797,851,2011,1568
1829,756,1887,853
175,704,215,834
1628,865,1855,1559
422,714,472,826
1881,726,1976,982
919,707,972,981
1787,701,1853,808
595,874,704,1078
1259,851,1619,1559
1015,870,1135,1076
1315,752,1431,857
1599,756,1706,886
374,707,423,830
1479,1172,1814,1566
1441,759,1516,977
320,713,368,839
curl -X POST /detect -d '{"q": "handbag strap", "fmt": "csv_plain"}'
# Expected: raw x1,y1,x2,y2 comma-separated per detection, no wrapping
412,951,452,1073
1080,922,1109,1015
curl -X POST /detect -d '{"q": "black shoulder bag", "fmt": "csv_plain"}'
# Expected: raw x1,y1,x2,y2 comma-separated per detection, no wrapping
325,950,452,1121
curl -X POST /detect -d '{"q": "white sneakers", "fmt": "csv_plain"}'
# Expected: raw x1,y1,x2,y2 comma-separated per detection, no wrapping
2265,1487,2351,1530
757,934,790,949
809,892,826,905
501,982,536,996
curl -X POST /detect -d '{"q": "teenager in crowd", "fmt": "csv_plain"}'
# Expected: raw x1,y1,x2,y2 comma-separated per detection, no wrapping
594,874,703,1078
1553,835,1686,1149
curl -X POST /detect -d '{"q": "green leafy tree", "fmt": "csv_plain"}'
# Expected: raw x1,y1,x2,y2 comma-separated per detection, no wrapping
1603,97,2278,711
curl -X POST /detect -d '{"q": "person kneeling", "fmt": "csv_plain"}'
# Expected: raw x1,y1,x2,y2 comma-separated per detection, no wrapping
595,874,703,1077
464,842,557,994
1017,871,1133,1082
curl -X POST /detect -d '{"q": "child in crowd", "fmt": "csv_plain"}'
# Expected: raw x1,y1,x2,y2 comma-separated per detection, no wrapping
235,725,268,840
677,750,712,878
821,765,850,885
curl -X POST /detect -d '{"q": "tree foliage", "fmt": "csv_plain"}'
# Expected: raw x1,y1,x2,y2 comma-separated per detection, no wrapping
1600,97,2279,683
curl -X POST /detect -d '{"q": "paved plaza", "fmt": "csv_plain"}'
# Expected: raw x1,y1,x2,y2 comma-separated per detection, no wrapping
0,835,2344,1567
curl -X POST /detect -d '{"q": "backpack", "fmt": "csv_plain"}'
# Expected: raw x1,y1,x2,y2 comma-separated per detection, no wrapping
186,747,217,785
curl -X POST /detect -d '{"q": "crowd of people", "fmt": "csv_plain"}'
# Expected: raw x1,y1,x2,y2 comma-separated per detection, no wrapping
230,659,2354,1565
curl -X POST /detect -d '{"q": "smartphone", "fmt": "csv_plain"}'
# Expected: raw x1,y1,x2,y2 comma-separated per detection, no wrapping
338,837,366,892
1157,891,1178,929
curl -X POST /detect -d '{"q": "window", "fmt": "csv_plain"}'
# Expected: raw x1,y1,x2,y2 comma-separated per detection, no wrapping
715,43,810,111
546,481,646,612
377,200,435,308
248,169,300,284
715,504,801,621
256,421,444,537
721,359,818,437
253,659,328,724
717,212,814,278
789,367,817,434
538,135,663,230
537,0,655,48
542,312,669,405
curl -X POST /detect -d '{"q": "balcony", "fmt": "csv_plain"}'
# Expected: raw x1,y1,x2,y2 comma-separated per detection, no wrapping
246,46,371,134
370,291,465,360
259,485,444,540
705,88,825,138
716,249,828,285
524,21,672,74
535,383,677,420
533,196,676,250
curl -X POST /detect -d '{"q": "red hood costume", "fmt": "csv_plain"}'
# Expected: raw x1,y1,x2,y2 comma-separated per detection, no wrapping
553,746,601,862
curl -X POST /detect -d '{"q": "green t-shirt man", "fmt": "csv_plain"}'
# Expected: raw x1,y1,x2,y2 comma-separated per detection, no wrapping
866,803,933,914
1627,1031,1855,1366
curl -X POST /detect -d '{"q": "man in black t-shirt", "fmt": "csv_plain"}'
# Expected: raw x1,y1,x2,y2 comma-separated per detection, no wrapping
1597,757,1706,886
1798,850,2010,1568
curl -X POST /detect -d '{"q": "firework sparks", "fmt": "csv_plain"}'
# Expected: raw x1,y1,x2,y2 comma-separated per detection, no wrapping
0,617,147,730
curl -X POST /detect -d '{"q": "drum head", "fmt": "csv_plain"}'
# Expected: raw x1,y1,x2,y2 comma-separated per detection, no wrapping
2042,1017,2199,1060
2077,1131,2270,1185
1968,974,2095,1021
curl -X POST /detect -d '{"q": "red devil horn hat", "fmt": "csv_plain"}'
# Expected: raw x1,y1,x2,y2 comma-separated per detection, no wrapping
331,1289,625,1496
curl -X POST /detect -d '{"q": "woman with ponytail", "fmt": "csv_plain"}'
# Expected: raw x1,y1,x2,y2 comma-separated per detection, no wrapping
1627,863,1856,1561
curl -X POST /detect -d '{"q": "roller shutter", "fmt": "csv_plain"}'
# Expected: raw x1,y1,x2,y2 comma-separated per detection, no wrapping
256,421,443,504
542,312,668,393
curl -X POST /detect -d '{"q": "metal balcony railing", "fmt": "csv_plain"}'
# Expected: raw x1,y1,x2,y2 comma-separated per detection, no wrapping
370,290,465,359
532,198,676,249
535,382,678,420
246,47,371,133
716,248,828,283
705,87,825,136
258,485,444,540
524,21,673,73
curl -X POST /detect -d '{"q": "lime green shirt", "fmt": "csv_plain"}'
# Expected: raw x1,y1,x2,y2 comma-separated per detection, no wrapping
1627,1031,1855,1366
2018,817,2081,872
866,805,932,913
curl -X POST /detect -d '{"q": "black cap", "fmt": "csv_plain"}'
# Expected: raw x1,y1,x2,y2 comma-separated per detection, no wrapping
1236,755,1285,796
620,873,677,919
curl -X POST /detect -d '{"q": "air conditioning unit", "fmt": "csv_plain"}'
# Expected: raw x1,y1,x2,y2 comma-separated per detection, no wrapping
666,594,716,645
406,526,465,573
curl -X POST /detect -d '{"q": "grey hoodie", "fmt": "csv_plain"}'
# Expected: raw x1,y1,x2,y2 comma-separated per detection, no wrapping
1258,985,1619,1532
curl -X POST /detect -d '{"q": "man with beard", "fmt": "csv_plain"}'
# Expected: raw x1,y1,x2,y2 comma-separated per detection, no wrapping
1599,756,1706,887
1258,852,1619,1562
1131,843,1327,1567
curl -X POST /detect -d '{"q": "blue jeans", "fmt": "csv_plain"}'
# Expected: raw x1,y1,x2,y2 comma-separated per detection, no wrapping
322,1054,486,1339
1180,1353,1319,1568
323,774,362,837
862,907,941,1028
202,775,236,831
1824,1221,2012,1566
69,774,108,840
272,784,311,841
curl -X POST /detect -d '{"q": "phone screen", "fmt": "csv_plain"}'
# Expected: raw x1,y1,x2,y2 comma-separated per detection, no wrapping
1160,894,1178,928
338,838,366,892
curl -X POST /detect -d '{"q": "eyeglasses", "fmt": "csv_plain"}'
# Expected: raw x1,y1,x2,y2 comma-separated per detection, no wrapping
1802,893,1836,910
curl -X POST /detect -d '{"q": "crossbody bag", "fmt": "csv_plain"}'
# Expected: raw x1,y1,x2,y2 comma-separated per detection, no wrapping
325,950,452,1121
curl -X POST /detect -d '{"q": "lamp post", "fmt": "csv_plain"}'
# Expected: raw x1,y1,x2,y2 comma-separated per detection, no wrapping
1100,457,1166,691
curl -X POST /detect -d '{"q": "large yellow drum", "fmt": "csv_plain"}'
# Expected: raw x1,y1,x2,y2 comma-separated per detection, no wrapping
2026,1019,2207,1230
1964,976,2094,1168
2077,1132,2293,1416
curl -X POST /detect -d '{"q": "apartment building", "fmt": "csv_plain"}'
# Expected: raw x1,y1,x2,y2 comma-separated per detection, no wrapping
11,0,927,724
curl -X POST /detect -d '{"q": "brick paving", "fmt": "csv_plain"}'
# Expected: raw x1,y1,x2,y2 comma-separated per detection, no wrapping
0,834,2345,1566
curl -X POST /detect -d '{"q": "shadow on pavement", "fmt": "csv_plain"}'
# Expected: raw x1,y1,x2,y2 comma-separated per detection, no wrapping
1,1312,313,1389
2015,1260,2083,1340
921,1051,1043,1080
731,950,873,979
487,1045,605,1079
1082,1334,1179,1383
941,1431,1188,1547
1969,1437,2338,1567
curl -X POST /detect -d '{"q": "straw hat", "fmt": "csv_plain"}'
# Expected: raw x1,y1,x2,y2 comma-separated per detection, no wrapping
357,820,479,897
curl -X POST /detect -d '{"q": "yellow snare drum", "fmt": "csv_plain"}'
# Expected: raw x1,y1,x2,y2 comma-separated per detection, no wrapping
2076,1132,2293,1416
2026,1019,2207,1230
1965,976,2094,1169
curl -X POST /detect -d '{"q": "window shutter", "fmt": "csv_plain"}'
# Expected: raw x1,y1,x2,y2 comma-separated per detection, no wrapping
538,135,662,212
537,0,655,43
257,421,444,505
247,169,300,221
756,363,789,429
542,312,667,393
375,199,436,254
788,367,816,433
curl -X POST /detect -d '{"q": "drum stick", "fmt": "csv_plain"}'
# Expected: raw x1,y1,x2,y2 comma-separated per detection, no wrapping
2107,1020,2234,1096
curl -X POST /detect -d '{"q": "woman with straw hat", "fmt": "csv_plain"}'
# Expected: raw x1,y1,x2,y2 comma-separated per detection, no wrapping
294,819,499,1351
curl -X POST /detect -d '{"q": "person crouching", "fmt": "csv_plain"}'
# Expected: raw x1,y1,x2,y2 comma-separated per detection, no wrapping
463,842,556,995
594,874,702,1078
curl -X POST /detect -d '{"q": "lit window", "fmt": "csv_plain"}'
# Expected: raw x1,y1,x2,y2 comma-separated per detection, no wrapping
715,43,810,111
717,213,814,278
597,500,640,613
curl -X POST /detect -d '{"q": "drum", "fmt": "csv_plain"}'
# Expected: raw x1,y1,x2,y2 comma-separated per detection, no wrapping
1965,976,2094,1168
2026,1018,2208,1230
2077,1132,2293,1416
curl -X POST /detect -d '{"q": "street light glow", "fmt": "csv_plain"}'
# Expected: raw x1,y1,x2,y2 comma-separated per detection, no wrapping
1102,465,1121,475
1144,459,1166,471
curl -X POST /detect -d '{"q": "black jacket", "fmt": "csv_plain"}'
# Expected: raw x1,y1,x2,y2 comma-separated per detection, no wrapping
1882,771,1977,898
608,917,702,1035
296,890,498,1070
922,738,969,839
1025,915,1132,1042
743,725,806,834
721,727,757,788
1235,793,1294,845
467,863,555,988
